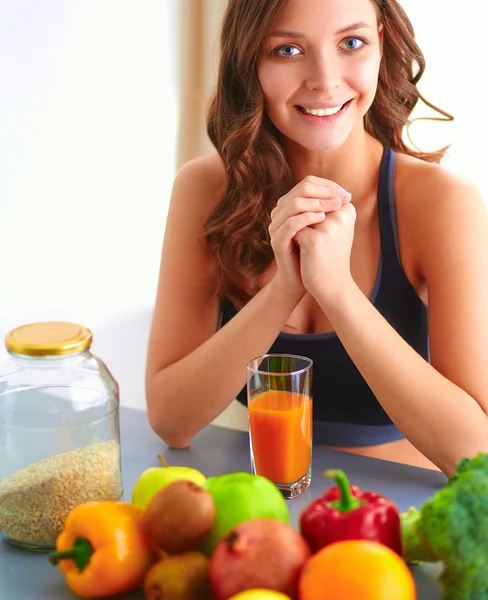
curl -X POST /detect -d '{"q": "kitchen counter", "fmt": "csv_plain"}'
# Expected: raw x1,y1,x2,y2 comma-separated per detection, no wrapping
0,406,445,598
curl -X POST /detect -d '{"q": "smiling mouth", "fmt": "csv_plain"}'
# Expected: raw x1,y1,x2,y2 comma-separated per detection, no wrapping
296,100,352,117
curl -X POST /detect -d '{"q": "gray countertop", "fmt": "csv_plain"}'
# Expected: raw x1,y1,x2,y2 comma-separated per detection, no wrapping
0,406,445,598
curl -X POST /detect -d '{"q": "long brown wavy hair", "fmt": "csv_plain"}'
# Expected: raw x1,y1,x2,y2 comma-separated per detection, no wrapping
205,0,453,306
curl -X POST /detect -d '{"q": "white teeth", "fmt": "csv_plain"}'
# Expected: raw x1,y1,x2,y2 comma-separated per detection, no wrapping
302,105,343,117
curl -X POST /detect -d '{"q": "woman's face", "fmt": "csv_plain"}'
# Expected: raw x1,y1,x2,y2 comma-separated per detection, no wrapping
257,0,383,153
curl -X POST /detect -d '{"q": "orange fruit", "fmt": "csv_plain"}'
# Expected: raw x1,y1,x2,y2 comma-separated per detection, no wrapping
298,540,416,600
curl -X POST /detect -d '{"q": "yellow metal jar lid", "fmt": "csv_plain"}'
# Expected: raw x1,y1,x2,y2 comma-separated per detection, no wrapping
5,322,93,357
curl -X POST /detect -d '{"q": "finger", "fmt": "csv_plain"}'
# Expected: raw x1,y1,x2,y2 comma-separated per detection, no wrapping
319,197,346,212
271,197,324,233
271,196,340,235
323,201,357,225
299,179,351,200
277,181,351,209
272,211,326,249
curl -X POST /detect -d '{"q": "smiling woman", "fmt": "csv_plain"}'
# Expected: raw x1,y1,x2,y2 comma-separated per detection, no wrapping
145,0,488,477
206,0,452,304
258,13,383,153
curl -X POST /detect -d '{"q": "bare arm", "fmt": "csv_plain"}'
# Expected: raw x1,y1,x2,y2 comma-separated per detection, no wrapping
145,162,343,447
298,171,488,476
147,279,303,448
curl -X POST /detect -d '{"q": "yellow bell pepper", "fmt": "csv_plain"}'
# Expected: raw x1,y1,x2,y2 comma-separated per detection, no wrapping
49,501,159,598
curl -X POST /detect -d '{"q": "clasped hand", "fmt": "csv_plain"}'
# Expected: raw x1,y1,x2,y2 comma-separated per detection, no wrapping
269,175,356,304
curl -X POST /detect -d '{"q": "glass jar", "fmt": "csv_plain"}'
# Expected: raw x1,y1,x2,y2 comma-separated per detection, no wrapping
0,321,122,550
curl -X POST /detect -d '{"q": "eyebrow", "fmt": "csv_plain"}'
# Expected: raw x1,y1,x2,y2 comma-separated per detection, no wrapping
269,21,372,38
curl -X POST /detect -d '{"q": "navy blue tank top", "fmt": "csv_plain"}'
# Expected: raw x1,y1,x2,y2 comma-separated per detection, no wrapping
220,147,429,447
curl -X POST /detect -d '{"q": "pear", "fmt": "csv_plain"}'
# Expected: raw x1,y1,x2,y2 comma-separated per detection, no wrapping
229,592,290,600
132,454,206,508
144,552,212,600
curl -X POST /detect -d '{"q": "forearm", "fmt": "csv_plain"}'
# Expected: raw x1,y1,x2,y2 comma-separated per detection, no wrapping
147,279,303,447
317,282,488,476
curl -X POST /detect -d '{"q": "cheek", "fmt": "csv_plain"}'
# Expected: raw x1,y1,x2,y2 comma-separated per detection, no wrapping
349,56,381,100
258,64,295,112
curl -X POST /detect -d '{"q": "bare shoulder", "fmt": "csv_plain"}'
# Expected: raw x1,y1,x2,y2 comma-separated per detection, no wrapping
395,151,484,216
162,152,226,281
177,152,226,186
394,151,487,277
172,153,227,220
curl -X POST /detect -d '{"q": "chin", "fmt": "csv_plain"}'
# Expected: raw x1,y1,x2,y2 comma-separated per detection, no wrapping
302,140,343,153
295,132,350,154
277,119,354,154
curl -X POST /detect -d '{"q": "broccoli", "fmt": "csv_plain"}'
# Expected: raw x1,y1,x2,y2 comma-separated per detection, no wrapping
401,452,488,600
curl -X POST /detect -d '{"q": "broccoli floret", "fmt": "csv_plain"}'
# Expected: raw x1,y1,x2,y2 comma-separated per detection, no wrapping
401,452,488,600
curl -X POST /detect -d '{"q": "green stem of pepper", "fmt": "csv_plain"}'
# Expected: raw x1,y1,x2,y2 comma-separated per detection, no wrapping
48,537,94,571
324,469,366,512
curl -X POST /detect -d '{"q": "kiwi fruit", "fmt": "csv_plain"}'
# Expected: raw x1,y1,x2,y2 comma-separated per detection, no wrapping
143,479,216,554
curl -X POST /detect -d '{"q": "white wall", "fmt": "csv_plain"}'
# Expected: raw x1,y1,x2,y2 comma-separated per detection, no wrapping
0,1,485,414
402,0,486,190
0,1,178,408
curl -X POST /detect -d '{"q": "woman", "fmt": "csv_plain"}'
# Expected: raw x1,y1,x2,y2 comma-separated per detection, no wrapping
146,0,488,476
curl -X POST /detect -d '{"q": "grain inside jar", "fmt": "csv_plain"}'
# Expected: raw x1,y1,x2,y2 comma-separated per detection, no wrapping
0,439,122,549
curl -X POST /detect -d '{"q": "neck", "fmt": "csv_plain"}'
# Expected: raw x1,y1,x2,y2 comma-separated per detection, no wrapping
282,126,384,207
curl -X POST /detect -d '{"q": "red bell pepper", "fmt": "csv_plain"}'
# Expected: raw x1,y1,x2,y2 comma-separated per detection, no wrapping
299,469,402,555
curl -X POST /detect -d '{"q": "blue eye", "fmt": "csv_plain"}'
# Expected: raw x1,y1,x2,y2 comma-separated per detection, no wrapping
272,45,302,58
342,37,366,51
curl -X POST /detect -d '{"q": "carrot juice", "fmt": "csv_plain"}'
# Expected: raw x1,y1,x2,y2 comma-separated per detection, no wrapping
249,389,312,484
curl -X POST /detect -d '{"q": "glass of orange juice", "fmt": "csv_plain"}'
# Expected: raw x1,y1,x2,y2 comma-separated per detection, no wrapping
246,354,313,499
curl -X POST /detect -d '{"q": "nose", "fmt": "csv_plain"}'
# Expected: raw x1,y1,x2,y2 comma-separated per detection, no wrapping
304,51,341,93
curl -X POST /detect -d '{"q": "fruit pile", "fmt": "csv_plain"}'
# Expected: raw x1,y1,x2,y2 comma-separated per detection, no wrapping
49,455,417,600
141,472,311,600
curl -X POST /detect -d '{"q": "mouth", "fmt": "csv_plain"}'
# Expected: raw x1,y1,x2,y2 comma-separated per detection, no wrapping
295,99,353,118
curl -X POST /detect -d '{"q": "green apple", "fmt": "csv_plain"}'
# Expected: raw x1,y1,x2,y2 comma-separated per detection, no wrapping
200,472,290,555
131,455,206,508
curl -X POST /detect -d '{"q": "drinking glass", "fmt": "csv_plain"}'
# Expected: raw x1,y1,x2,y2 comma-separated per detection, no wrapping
246,354,313,499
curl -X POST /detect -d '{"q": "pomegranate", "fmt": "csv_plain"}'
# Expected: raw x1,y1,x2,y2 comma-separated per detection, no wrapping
208,518,311,600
